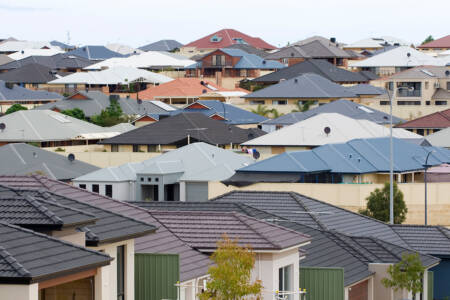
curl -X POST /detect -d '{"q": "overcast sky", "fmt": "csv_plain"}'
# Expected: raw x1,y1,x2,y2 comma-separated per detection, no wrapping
1,0,449,48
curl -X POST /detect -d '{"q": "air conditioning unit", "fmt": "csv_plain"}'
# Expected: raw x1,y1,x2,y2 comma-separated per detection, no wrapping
434,82,440,88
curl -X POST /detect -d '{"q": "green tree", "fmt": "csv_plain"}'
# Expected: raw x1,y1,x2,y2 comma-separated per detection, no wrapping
359,182,407,224
270,108,284,119
291,100,315,113
61,108,86,120
421,35,434,45
199,235,262,300
382,253,425,295
251,104,271,117
90,99,129,127
5,104,27,114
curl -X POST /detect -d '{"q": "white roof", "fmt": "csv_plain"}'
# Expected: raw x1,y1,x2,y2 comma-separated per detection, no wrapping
426,127,450,148
150,100,177,111
0,110,123,142
350,46,449,68
8,48,64,60
105,43,143,55
0,41,60,52
84,51,195,70
344,36,410,49
204,91,248,97
49,66,173,85
74,142,254,182
242,113,421,147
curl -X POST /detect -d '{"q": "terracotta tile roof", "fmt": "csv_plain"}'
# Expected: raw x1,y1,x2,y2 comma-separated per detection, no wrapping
418,35,450,49
139,78,231,99
395,109,450,129
183,29,276,50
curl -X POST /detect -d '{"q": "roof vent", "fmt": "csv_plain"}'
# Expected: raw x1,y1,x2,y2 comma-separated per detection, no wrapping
393,43,400,46
68,153,75,162
21,50,24,54
202,89,207,94
262,60,266,65
33,152,37,158
407,52,411,58
82,47,87,52
324,126,331,135
330,37,336,43
0,123,5,131
200,80,205,85
294,78,298,83
137,99,142,105
279,78,286,82
291,52,295,57
445,70,450,76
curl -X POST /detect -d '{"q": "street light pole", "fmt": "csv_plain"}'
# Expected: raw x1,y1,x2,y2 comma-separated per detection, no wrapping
424,150,435,225
389,86,395,225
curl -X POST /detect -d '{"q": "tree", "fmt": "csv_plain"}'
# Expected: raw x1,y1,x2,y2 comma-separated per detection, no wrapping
359,182,407,224
421,35,434,45
90,99,129,127
291,100,315,113
5,104,27,114
199,235,262,300
382,253,425,295
251,104,271,117
61,108,86,120
270,108,284,119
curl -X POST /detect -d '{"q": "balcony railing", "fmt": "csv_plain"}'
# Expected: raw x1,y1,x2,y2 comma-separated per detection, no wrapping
396,89,421,97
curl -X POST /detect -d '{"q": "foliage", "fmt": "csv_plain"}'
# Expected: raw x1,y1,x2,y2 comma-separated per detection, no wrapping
90,99,130,127
5,104,27,114
198,235,262,300
421,35,434,45
359,182,407,224
239,80,264,92
270,108,283,119
251,104,272,117
291,100,315,113
61,108,86,120
54,147,65,152
381,253,425,295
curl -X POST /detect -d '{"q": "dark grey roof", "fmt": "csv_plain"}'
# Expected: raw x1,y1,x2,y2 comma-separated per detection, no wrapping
0,54,13,66
265,40,351,60
252,59,369,84
138,40,183,52
0,63,64,84
391,225,450,256
245,73,357,99
261,99,402,126
0,185,96,229
65,46,125,60
35,91,174,117
0,143,99,181
0,80,62,101
50,40,75,50
0,221,112,283
0,184,156,246
0,53,94,71
99,112,266,146
346,84,386,96
224,44,269,58
359,70,379,80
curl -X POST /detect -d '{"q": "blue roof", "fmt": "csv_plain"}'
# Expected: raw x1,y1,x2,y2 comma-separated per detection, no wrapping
187,48,284,70
239,137,450,174
0,80,62,101
171,100,268,125
65,46,125,60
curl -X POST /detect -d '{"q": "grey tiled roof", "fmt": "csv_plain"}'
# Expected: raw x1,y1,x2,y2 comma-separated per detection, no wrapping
252,59,370,84
391,225,450,256
0,221,112,283
139,40,183,52
265,40,351,60
0,80,62,101
0,143,99,181
0,63,65,83
0,53,94,71
99,112,266,146
224,44,269,58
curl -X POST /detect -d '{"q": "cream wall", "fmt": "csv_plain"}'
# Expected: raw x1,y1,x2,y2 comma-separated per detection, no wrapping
74,180,135,201
51,228,86,246
0,283,38,300
92,239,135,300
208,181,450,225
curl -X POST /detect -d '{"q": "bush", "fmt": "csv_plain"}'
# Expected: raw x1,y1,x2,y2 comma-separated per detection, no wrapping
5,104,27,114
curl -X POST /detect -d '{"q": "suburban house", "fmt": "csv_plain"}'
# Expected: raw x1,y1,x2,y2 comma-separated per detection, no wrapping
242,73,359,114
185,48,285,89
50,40,75,51
35,90,177,118
138,77,247,105
180,28,276,58
349,46,449,76
73,142,254,202
369,65,450,119
0,53,95,73
0,80,61,113
0,182,157,300
7,48,63,60
418,35,450,53
251,59,377,87
0,40,59,55
0,63,67,90
0,109,128,147
105,43,143,55
395,108,450,135
47,66,173,96
138,40,184,52
427,127,450,148
259,99,403,133
0,54,14,66
264,38,353,67
65,45,125,60
227,137,450,184
241,113,420,154
0,143,99,181
343,36,410,53
98,112,266,152
224,43,270,58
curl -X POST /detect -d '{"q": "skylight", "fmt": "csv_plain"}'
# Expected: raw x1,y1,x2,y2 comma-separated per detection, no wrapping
210,35,222,43
420,69,435,77
50,114,72,123
358,106,374,113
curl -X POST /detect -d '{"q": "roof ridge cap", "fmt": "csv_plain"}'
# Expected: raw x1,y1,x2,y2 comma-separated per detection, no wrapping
0,246,31,277
38,191,97,219
326,231,371,264
24,194,63,225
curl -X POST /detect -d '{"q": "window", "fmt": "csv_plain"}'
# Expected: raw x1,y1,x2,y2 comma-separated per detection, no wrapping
147,178,152,182
132,145,139,152
272,100,287,105
436,101,448,105
447,81,450,90
212,55,225,66
426,101,431,105
396,82,421,97
92,184,99,193
240,69,248,77
111,144,119,152
397,101,421,105
79,184,86,189
155,178,159,182
417,129,425,136
147,145,157,152
249,100,265,105
105,185,113,197
210,35,222,43
117,245,125,300
380,101,390,105
279,265,293,300
425,81,429,89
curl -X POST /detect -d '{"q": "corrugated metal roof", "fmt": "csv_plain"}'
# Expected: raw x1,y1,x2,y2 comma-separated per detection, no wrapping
426,127,450,148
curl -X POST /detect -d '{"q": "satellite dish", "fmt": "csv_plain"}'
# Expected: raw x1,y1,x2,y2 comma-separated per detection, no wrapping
252,149,260,160
0,123,5,131
137,99,143,105
324,126,331,135
68,153,75,162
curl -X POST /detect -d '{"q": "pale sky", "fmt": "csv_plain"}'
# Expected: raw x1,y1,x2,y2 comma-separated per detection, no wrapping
1,0,449,48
